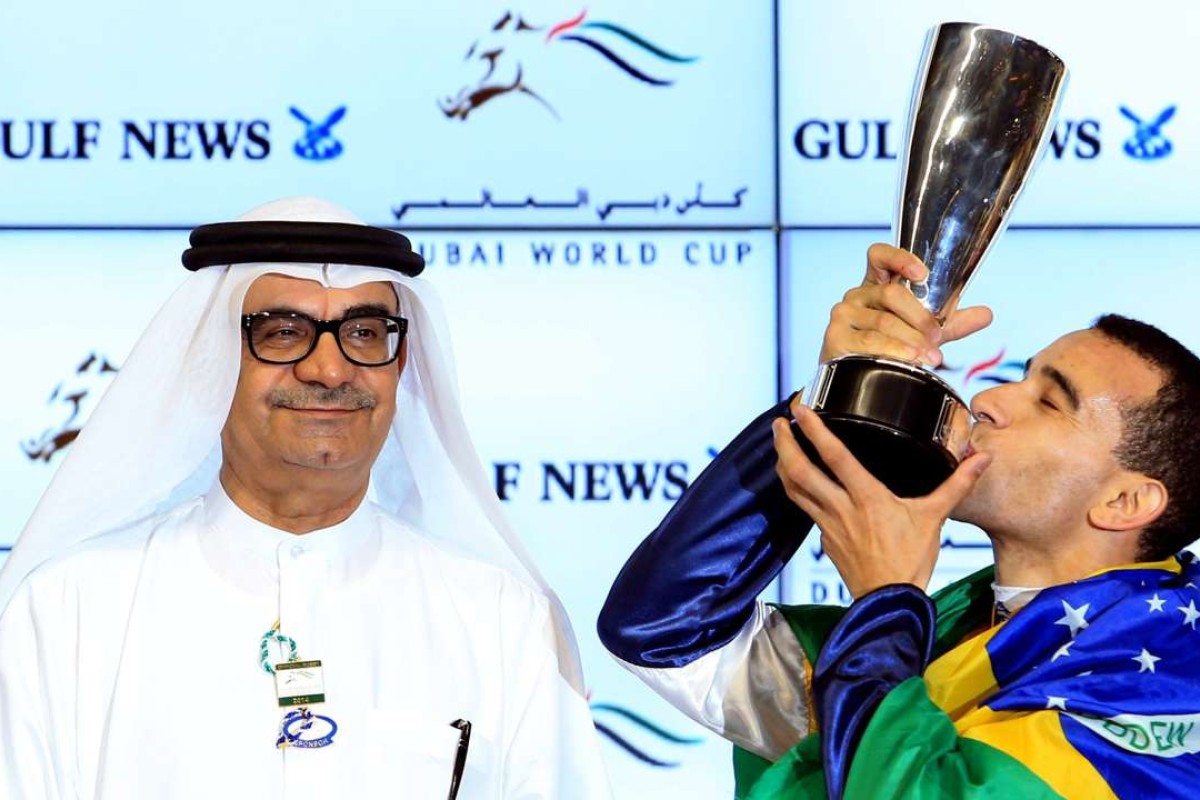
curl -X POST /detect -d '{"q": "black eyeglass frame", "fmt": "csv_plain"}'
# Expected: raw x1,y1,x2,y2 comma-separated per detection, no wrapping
240,311,409,367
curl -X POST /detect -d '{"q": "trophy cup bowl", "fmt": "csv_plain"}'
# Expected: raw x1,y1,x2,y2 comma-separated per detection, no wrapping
799,23,1068,497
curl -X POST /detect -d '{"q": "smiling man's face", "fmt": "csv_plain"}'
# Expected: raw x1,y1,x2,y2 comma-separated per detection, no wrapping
221,274,404,479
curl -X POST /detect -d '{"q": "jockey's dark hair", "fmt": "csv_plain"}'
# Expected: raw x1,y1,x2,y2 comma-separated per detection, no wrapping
1092,314,1200,560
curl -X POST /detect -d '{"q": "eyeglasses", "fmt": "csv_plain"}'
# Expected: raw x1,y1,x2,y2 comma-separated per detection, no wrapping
241,311,408,367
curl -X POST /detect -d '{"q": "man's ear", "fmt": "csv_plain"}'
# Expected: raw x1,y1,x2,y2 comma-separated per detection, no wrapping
1088,476,1168,532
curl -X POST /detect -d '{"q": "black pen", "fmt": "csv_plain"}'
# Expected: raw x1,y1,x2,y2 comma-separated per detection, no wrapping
447,719,472,800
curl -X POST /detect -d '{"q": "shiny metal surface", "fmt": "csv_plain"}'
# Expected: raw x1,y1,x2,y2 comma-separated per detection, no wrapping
932,394,972,459
801,354,971,494
897,22,1068,322
807,355,969,458
797,24,1066,491
808,354,961,405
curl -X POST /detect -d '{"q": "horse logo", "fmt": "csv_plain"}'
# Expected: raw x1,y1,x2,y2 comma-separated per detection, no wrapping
1120,105,1175,160
22,352,118,463
290,106,347,161
440,9,697,121
934,348,1026,392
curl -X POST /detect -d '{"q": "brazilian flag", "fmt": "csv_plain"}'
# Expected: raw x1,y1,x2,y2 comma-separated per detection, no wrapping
734,556,1200,798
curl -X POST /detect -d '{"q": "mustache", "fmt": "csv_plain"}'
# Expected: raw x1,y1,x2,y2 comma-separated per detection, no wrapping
268,385,377,410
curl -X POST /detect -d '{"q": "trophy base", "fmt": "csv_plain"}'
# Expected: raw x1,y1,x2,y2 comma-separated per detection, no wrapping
795,355,971,498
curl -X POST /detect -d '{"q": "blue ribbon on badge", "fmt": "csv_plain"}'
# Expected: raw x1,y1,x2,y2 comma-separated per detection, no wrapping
276,708,338,749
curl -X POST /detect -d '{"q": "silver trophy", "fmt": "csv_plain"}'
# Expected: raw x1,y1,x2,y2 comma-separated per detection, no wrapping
801,23,1068,496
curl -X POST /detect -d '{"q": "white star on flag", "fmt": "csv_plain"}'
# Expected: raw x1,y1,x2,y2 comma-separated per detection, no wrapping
1146,593,1166,612
1133,648,1161,673
1055,600,1090,638
1179,600,1200,631
1051,640,1073,662
1046,696,1068,710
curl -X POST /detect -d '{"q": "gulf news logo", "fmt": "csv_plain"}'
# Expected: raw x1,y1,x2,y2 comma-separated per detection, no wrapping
793,104,1179,162
0,106,347,163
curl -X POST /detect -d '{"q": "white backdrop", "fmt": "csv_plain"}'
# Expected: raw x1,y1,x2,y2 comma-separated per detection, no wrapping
3,1,1200,797
780,1,1200,225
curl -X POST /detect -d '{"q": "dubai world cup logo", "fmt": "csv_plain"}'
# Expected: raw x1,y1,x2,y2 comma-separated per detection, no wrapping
22,352,119,463
935,348,1028,392
440,8,698,121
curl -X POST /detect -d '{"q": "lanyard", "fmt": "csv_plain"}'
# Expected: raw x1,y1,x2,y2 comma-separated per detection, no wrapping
260,619,337,749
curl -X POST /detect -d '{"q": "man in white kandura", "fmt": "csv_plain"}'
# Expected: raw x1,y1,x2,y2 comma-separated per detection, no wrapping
0,197,612,799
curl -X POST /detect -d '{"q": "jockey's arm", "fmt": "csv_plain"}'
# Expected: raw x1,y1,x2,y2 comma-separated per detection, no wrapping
597,396,820,758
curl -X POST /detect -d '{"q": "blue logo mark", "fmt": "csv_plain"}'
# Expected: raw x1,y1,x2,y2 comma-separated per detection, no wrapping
1120,105,1175,160
289,106,346,161
590,702,702,767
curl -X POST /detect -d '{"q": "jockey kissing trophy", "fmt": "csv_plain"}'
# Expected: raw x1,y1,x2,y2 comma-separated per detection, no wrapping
800,22,1068,496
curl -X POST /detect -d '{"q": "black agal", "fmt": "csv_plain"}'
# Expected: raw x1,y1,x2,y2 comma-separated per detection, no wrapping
182,221,425,277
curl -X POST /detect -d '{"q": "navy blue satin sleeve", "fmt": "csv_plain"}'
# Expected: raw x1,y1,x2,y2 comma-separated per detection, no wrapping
814,584,936,800
597,397,815,668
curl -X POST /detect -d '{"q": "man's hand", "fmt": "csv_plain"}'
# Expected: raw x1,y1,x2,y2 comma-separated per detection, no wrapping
820,244,994,366
771,396,992,599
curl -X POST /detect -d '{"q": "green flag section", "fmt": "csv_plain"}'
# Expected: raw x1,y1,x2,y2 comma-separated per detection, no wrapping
736,679,1062,799
733,568,1060,798
732,557,1200,797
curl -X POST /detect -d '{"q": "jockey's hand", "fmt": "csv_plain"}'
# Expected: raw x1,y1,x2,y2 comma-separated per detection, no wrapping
819,244,993,367
773,399,992,598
